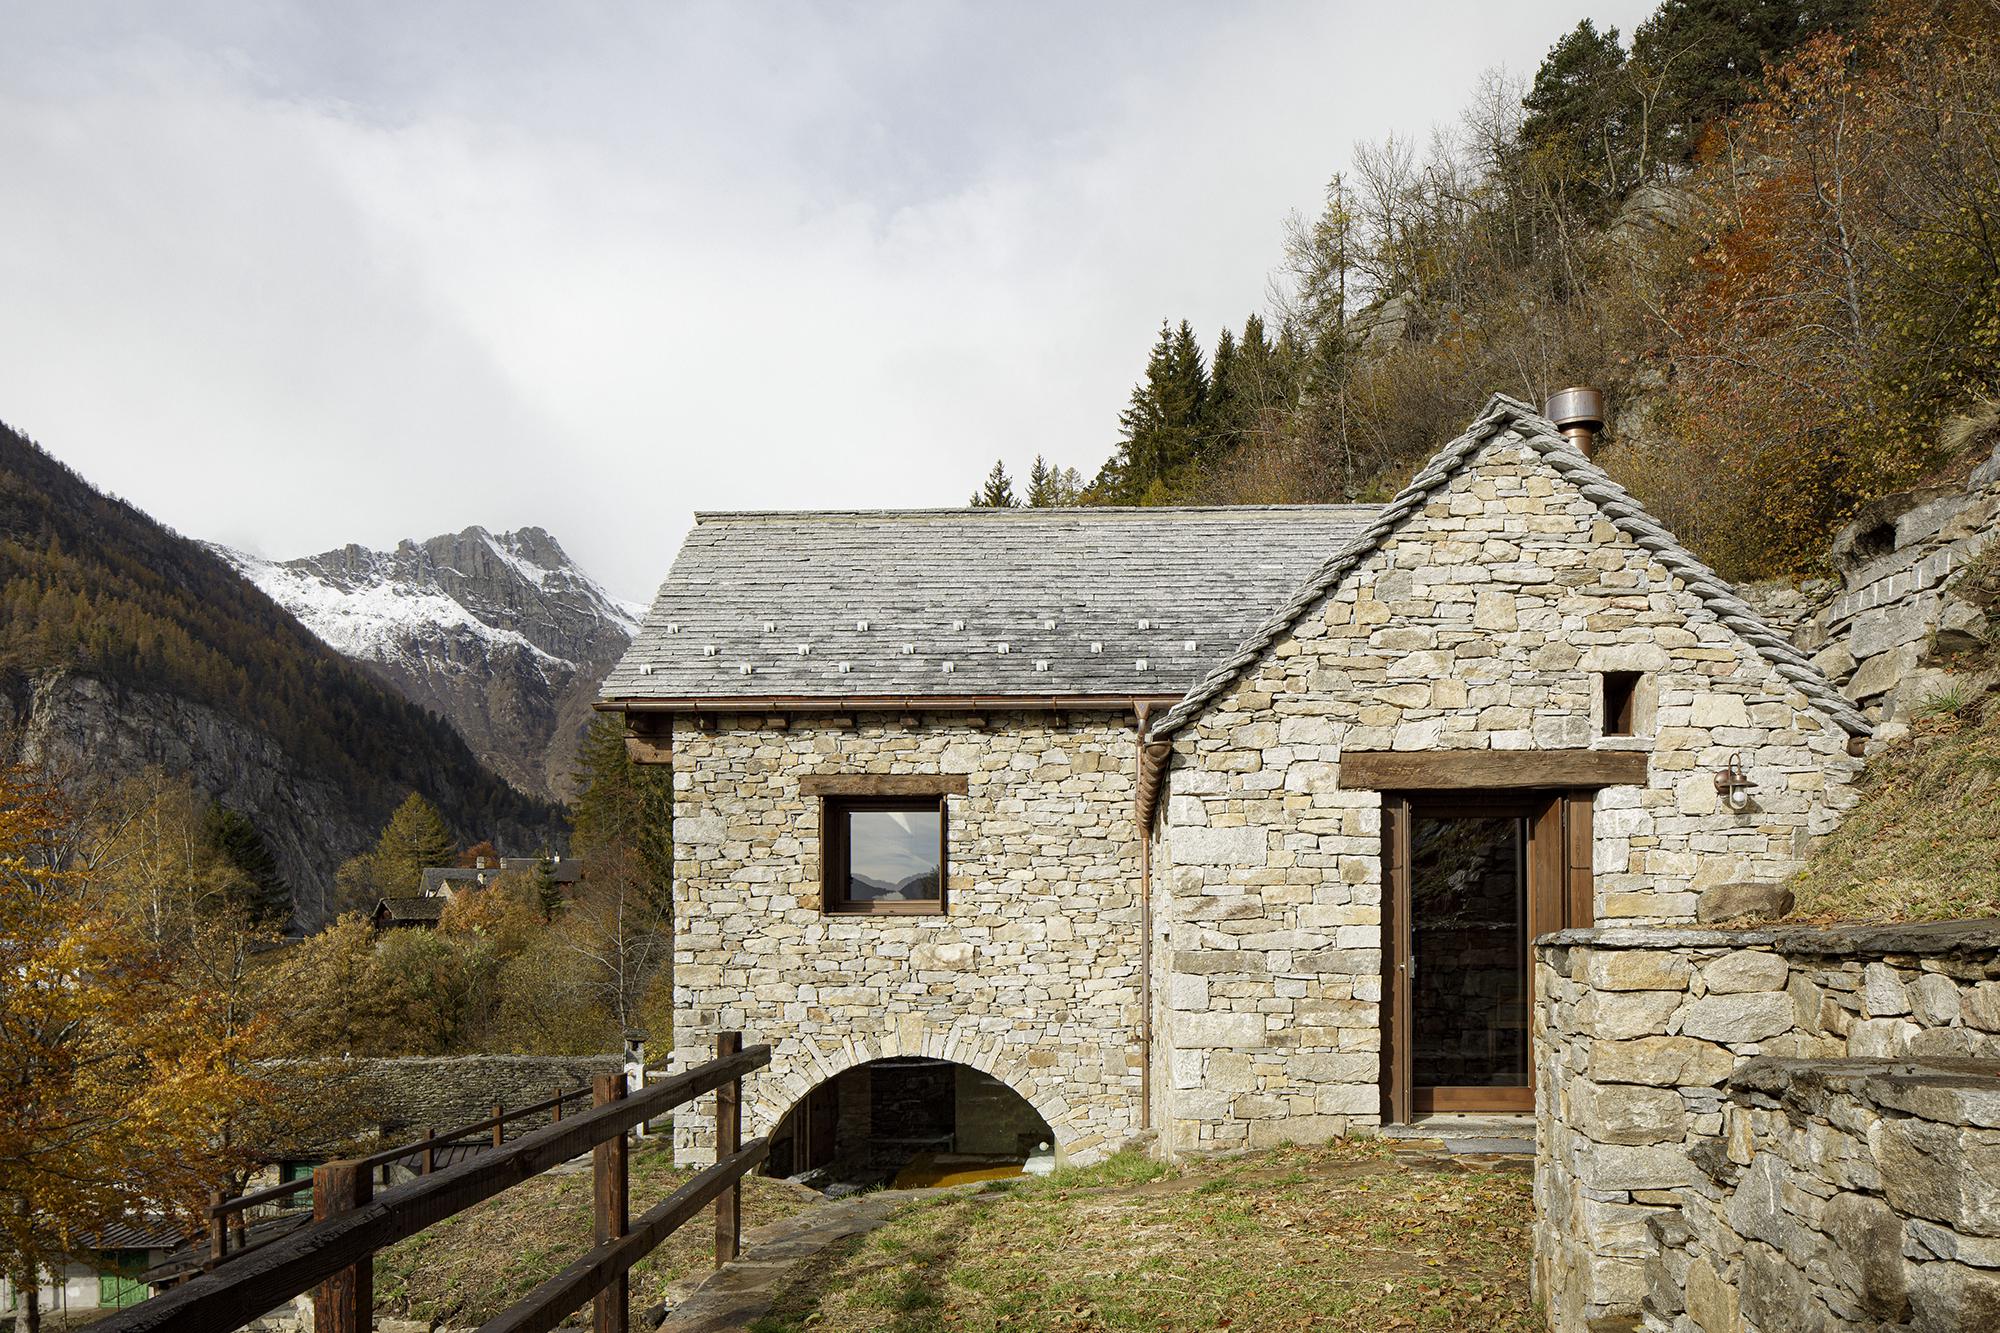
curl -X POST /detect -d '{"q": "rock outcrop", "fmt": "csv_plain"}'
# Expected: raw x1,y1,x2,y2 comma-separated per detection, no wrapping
1772,438,2000,746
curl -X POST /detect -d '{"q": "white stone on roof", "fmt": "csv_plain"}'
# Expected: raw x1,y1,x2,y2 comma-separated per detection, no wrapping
602,506,1381,702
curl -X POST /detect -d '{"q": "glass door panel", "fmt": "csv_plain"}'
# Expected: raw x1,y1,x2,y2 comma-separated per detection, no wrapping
1410,812,1529,1094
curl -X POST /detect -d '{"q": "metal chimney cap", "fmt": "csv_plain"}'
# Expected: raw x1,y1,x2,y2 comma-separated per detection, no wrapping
1544,386,1605,433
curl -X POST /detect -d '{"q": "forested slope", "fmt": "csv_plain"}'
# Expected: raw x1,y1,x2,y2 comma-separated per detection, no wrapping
988,0,2000,584
0,419,563,922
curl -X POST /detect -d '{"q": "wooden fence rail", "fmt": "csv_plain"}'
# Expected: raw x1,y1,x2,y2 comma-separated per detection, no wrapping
99,1036,770,1333
210,1083,598,1234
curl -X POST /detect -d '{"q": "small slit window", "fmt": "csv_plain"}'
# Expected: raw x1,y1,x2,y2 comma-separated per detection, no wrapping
1602,671,1643,737
823,796,947,915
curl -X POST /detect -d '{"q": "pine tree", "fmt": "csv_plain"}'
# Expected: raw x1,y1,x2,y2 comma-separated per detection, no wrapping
201,804,291,927
1517,20,1639,214
972,460,1018,508
531,851,564,921
1025,456,1083,507
1205,326,1241,462
373,792,458,896
1100,319,1211,503
1632,0,1865,163
570,713,673,914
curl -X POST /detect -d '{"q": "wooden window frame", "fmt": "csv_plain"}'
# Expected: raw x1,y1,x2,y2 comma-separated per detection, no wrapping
1601,671,1643,738
1381,788,1595,1124
821,794,949,916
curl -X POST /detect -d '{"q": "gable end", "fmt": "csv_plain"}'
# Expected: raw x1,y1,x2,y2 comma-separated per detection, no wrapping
1149,394,1871,742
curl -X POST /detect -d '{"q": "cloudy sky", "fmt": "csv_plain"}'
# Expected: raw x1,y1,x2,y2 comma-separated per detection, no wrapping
0,1,1652,603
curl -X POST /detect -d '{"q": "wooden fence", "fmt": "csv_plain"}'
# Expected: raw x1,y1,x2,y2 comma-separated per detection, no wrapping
200,1083,601,1273
98,1034,769,1333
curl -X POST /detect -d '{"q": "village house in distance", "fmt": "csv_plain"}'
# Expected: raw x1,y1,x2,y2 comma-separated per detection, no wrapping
599,394,1871,1173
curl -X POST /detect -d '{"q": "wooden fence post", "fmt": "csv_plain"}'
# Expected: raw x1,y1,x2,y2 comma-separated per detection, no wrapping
715,1032,743,1267
552,1084,563,1122
592,1073,629,1333
208,1189,228,1266
313,1160,372,1333
421,1127,435,1176
491,1103,505,1150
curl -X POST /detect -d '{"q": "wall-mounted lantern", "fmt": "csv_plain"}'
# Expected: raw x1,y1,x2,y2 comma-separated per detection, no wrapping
1715,752,1756,810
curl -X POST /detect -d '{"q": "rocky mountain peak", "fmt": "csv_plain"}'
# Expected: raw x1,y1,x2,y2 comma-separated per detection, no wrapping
212,526,638,802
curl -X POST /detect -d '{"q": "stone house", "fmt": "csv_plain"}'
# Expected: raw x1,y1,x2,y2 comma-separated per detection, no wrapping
600,396,1872,1168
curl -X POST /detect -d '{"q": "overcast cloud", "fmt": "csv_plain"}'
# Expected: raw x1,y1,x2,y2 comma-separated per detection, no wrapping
0,1,1653,603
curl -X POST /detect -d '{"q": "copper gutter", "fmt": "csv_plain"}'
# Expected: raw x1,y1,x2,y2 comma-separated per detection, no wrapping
598,694,1184,714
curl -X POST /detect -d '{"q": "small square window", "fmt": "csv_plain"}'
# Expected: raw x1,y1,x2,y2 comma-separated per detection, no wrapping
823,796,947,914
1602,671,1643,737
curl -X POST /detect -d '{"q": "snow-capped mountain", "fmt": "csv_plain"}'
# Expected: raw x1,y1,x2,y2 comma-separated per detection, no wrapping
214,526,640,802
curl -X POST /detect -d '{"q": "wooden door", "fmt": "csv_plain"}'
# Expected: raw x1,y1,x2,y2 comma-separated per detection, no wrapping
1382,790,1593,1121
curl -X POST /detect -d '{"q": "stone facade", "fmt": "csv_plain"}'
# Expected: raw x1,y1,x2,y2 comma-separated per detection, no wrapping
1152,435,1865,1156
669,711,1145,1166
1534,921,2000,1332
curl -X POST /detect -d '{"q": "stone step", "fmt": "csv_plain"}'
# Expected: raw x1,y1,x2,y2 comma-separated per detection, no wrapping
1379,1115,1536,1154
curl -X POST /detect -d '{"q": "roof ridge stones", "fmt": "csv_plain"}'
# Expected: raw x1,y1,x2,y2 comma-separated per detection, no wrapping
1147,393,1872,741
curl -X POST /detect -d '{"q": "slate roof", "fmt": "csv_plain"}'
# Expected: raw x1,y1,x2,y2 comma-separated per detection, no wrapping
418,858,581,897
86,1216,191,1250
602,506,1382,703
373,896,446,925
1149,394,1873,740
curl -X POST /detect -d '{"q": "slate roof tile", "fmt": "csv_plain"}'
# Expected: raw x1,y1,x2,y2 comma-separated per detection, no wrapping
602,506,1381,702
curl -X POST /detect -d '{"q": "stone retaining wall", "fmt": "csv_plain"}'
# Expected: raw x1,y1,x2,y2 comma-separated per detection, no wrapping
256,1054,624,1154
1645,1056,2000,1333
1533,921,2000,1331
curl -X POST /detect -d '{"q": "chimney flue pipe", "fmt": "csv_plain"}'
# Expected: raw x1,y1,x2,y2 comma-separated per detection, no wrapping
1544,386,1606,457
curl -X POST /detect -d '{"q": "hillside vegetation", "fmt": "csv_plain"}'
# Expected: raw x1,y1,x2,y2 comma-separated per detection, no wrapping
983,0,2000,585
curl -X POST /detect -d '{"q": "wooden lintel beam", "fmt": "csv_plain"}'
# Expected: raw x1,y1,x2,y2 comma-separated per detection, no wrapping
799,774,969,797
1335,748,1649,791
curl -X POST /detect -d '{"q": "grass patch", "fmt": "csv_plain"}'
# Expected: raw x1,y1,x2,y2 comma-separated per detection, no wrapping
1791,544,2000,923
374,1139,821,1326
1793,695,2000,923
745,1138,1535,1333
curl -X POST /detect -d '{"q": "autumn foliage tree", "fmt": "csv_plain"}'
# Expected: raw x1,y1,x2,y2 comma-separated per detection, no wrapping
1628,2,2000,575
1,768,271,1320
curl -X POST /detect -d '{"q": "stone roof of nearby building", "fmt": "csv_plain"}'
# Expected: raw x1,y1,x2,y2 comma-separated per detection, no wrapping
602,505,1382,703
88,1217,190,1250
374,896,447,924
1149,394,1874,740
418,858,581,897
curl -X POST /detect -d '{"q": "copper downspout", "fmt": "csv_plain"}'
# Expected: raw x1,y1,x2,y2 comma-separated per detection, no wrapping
1133,705,1173,1136
1135,702,1154,1132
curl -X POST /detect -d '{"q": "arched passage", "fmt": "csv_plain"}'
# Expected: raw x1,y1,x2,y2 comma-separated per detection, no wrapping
763,1057,1057,1191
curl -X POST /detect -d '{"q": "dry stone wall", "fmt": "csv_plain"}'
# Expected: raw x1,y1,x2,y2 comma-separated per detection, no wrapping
1534,921,2000,1332
254,1054,623,1155
1651,1057,2000,1333
669,711,1145,1167
1154,434,1864,1157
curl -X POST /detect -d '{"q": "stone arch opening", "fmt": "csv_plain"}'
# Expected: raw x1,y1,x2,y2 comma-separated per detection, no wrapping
762,1057,1056,1192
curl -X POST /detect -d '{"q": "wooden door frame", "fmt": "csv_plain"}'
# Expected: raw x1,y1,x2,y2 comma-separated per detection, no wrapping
1380,789,1594,1123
